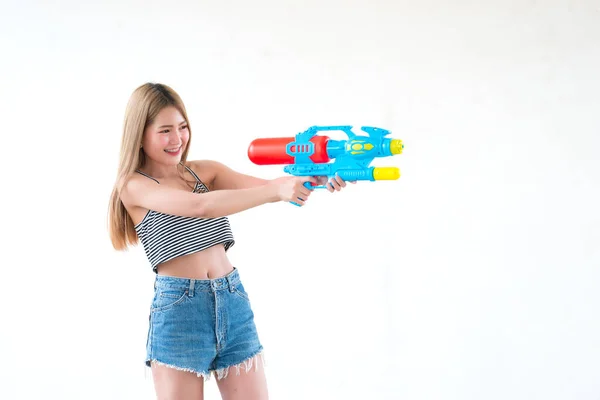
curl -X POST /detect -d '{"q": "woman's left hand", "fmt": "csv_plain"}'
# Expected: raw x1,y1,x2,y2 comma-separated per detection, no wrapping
314,175,357,193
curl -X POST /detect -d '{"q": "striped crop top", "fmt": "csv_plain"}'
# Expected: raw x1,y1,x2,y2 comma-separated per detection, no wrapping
133,164,235,272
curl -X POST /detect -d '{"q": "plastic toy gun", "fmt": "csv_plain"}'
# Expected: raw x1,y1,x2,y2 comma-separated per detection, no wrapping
247,125,404,205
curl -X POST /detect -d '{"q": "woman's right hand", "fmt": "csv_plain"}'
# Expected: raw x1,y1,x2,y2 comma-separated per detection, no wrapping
268,176,317,205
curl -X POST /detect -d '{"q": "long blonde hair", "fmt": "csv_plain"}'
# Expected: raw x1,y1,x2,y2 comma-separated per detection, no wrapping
108,83,193,250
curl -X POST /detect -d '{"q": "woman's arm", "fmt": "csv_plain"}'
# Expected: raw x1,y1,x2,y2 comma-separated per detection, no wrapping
192,160,270,190
195,160,351,192
120,174,276,219
120,169,315,219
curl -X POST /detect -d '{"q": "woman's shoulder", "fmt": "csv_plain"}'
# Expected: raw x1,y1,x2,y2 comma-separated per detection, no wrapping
187,159,226,170
119,170,156,212
185,159,222,189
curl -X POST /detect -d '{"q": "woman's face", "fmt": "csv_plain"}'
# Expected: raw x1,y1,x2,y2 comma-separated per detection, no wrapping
142,106,190,166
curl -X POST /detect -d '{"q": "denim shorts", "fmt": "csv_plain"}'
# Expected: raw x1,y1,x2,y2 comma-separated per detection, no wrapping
145,267,264,381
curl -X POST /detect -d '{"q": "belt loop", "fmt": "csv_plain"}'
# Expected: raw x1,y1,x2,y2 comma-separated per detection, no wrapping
226,275,235,292
189,279,195,297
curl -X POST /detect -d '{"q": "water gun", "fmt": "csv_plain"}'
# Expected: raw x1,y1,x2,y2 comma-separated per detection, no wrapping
247,125,404,205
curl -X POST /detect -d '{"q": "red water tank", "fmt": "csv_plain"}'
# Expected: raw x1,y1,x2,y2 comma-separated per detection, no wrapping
248,136,330,165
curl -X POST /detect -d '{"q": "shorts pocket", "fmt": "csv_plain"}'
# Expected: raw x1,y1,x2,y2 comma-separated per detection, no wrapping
233,283,251,302
151,288,189,312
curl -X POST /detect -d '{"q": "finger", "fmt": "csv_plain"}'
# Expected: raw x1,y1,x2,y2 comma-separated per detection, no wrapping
327,179,338,192
330,178,342,191
335,175,347,188
326,181,334,193
299,188,311,198
311,176,325,187
317,176,328,185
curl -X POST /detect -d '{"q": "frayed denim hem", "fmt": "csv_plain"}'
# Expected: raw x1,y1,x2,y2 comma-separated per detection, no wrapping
146,359,212,381
145,351,266,382
214,350,266,380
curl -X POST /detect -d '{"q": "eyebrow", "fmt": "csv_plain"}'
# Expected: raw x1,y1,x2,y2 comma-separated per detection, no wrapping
157,121,187,128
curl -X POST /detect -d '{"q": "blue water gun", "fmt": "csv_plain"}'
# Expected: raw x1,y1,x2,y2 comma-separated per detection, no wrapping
248,125,404,205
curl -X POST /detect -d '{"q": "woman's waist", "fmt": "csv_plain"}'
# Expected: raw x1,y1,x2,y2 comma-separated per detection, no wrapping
156,244,234,279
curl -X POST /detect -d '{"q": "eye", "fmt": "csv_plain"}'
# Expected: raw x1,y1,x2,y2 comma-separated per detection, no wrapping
180,125,188,130
159,129,169,134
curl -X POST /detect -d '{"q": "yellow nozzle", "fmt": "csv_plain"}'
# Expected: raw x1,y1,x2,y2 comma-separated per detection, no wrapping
373,167,401,180
390,139,404,155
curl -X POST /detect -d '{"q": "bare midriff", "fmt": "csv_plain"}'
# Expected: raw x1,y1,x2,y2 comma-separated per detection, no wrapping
155,244,235,280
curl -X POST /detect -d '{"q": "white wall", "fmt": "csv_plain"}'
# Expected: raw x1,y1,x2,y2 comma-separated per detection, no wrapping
1,0,599,399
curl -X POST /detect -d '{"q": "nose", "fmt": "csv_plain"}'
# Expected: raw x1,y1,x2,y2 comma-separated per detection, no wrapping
168,129,182,144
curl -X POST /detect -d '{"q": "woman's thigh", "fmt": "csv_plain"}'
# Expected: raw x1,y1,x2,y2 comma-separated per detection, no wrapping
152,363,205,400
215,354,268,400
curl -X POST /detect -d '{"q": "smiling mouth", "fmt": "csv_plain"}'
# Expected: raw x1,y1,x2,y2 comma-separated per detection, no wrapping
165,146,182,154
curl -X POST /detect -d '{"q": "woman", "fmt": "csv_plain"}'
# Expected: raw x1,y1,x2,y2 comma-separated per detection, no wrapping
108,83,351,400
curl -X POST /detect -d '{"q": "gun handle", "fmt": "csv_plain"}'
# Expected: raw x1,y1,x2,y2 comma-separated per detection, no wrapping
290,181,316,206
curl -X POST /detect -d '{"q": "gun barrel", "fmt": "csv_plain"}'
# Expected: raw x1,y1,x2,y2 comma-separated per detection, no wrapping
390,139,404,155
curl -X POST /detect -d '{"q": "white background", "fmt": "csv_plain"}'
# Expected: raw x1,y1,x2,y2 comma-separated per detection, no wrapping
1,0,599,399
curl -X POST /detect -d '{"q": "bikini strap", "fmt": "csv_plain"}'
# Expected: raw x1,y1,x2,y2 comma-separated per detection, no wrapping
135,170,160,184
183,164,210,192
183,164,201,183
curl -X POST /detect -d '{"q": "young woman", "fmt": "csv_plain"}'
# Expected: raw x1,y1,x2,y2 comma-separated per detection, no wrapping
108,83,351,400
